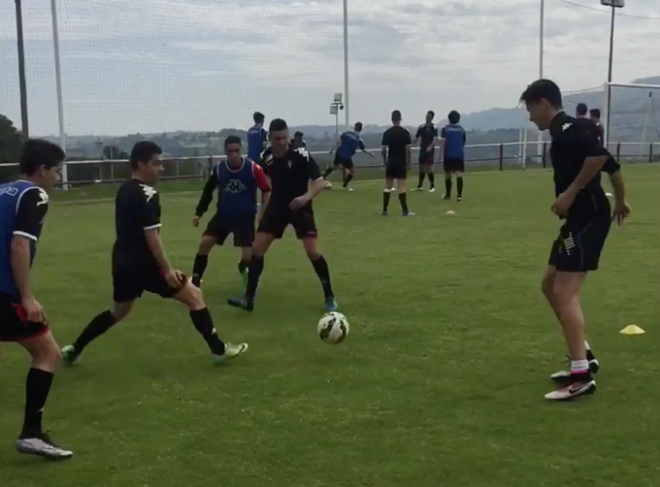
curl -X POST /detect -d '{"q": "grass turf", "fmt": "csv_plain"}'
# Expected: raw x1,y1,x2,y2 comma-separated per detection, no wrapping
1,164,659,487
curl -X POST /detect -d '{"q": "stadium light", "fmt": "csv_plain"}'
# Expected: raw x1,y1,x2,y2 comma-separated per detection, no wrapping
14,0,29,137
50,0,69,190
601,0,625,145
342,0,349,128
537,0,545,157
330,94,344,140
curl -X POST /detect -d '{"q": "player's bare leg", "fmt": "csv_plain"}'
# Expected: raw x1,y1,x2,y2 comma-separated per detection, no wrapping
228,231,275,312
17,332,73,460
455,170,464,201
443,170,452,200
192,235,217,287
302,236,337,311
173,281,247,362
542,267,599,383
62,301,133,366
544,271,596,400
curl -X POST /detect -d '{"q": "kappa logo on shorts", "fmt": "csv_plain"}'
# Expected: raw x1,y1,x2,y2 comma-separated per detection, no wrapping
562,232,576,255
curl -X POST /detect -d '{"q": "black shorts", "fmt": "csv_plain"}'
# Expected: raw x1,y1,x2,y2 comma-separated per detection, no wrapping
443,157,465,173
548,217,611,272
419,150,435,165
385,161,407,179
333,156,354,169
203,212,255,248
112,261,181,303
0,292,49,343
257,205,317,240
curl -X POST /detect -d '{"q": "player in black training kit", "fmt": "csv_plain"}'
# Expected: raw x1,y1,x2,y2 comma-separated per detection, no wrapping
412,110,438,192
0,140,73,460
227,118,337,312
520,79,631,401
62,142,248,367
381,110,414,216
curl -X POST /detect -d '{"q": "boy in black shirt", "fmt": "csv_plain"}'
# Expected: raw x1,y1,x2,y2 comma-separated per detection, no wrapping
520,79,631,401
381,110,414,216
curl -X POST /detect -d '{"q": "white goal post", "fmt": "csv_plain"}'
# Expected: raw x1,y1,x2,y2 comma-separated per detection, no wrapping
602,81,660,148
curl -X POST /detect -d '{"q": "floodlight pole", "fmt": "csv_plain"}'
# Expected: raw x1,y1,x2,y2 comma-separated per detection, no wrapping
342,0,349,128
15,0,29,138
536,0,545,160
50,0,69,189
602,0,624,146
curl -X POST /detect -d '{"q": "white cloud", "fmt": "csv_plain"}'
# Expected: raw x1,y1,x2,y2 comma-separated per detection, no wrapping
1,0,659,135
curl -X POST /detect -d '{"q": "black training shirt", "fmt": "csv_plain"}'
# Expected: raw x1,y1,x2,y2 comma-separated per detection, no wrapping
261,146,322,209
415,123,438,151
113,178,161,266
382,126,412,164
549,113,615,223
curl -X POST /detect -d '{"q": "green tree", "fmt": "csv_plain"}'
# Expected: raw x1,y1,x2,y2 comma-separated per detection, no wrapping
0,114,24,164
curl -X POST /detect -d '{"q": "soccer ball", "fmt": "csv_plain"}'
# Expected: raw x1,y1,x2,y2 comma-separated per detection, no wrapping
317,311,349,344
323,180,333,190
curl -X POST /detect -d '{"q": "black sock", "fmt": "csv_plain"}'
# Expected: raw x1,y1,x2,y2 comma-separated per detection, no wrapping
398,192,409,213
457,177,463,197
323,167,334,179
73,310,117,354
189,308,225,355
382,191,391,212
428,173,435,189
238,258,250,274
343,173,354,188
192,254,209,286
246,255,265,299
417,171,425,188
445,177,452,196
21,368,54,437
311,255,334,298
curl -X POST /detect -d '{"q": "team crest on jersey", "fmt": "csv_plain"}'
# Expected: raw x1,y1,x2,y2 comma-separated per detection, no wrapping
224,179,247,193
140,184,157,202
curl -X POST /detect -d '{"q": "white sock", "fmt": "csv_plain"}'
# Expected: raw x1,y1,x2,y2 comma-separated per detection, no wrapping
571,359,589,374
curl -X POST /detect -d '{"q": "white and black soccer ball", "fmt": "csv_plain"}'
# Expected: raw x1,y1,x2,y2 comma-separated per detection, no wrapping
317,311,349,344
323,180,333,190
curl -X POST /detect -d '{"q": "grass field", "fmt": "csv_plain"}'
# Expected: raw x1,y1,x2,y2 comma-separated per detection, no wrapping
1,165,659,487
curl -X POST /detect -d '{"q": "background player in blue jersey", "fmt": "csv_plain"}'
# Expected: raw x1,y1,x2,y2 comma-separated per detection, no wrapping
191,135,271,287
247,111,268,166
440,110,467,201
0,139,73,460
62,142,248,369
324,122,372,190
413,110,438,192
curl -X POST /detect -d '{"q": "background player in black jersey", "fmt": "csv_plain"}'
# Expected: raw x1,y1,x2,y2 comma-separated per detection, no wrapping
521,79,631,401
381,110,414,216
62,142,248,366
291,131,306,149
228,118,337,312
412,110,438,192
0,139,73,460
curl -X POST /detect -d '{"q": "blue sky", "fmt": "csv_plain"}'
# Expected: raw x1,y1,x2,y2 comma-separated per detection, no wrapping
1,0,659,136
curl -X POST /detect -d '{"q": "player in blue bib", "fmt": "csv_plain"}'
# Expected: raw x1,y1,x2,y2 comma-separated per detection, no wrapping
0,139,73,460
324,122,372,190
440,110,467,201
192,135,271,287
247,111,268,166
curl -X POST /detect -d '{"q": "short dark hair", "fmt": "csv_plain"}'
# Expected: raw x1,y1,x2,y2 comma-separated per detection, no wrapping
448,110,460,124
590,108,601,119
269,118,288,132
354,122,363,131
253,111,265,124
427,110,435,118
293,131,304,138
19,139,65,176
520,79,563,109
576,103,588,116
391,110,402,122
130,141,162,170
224,135,242,150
